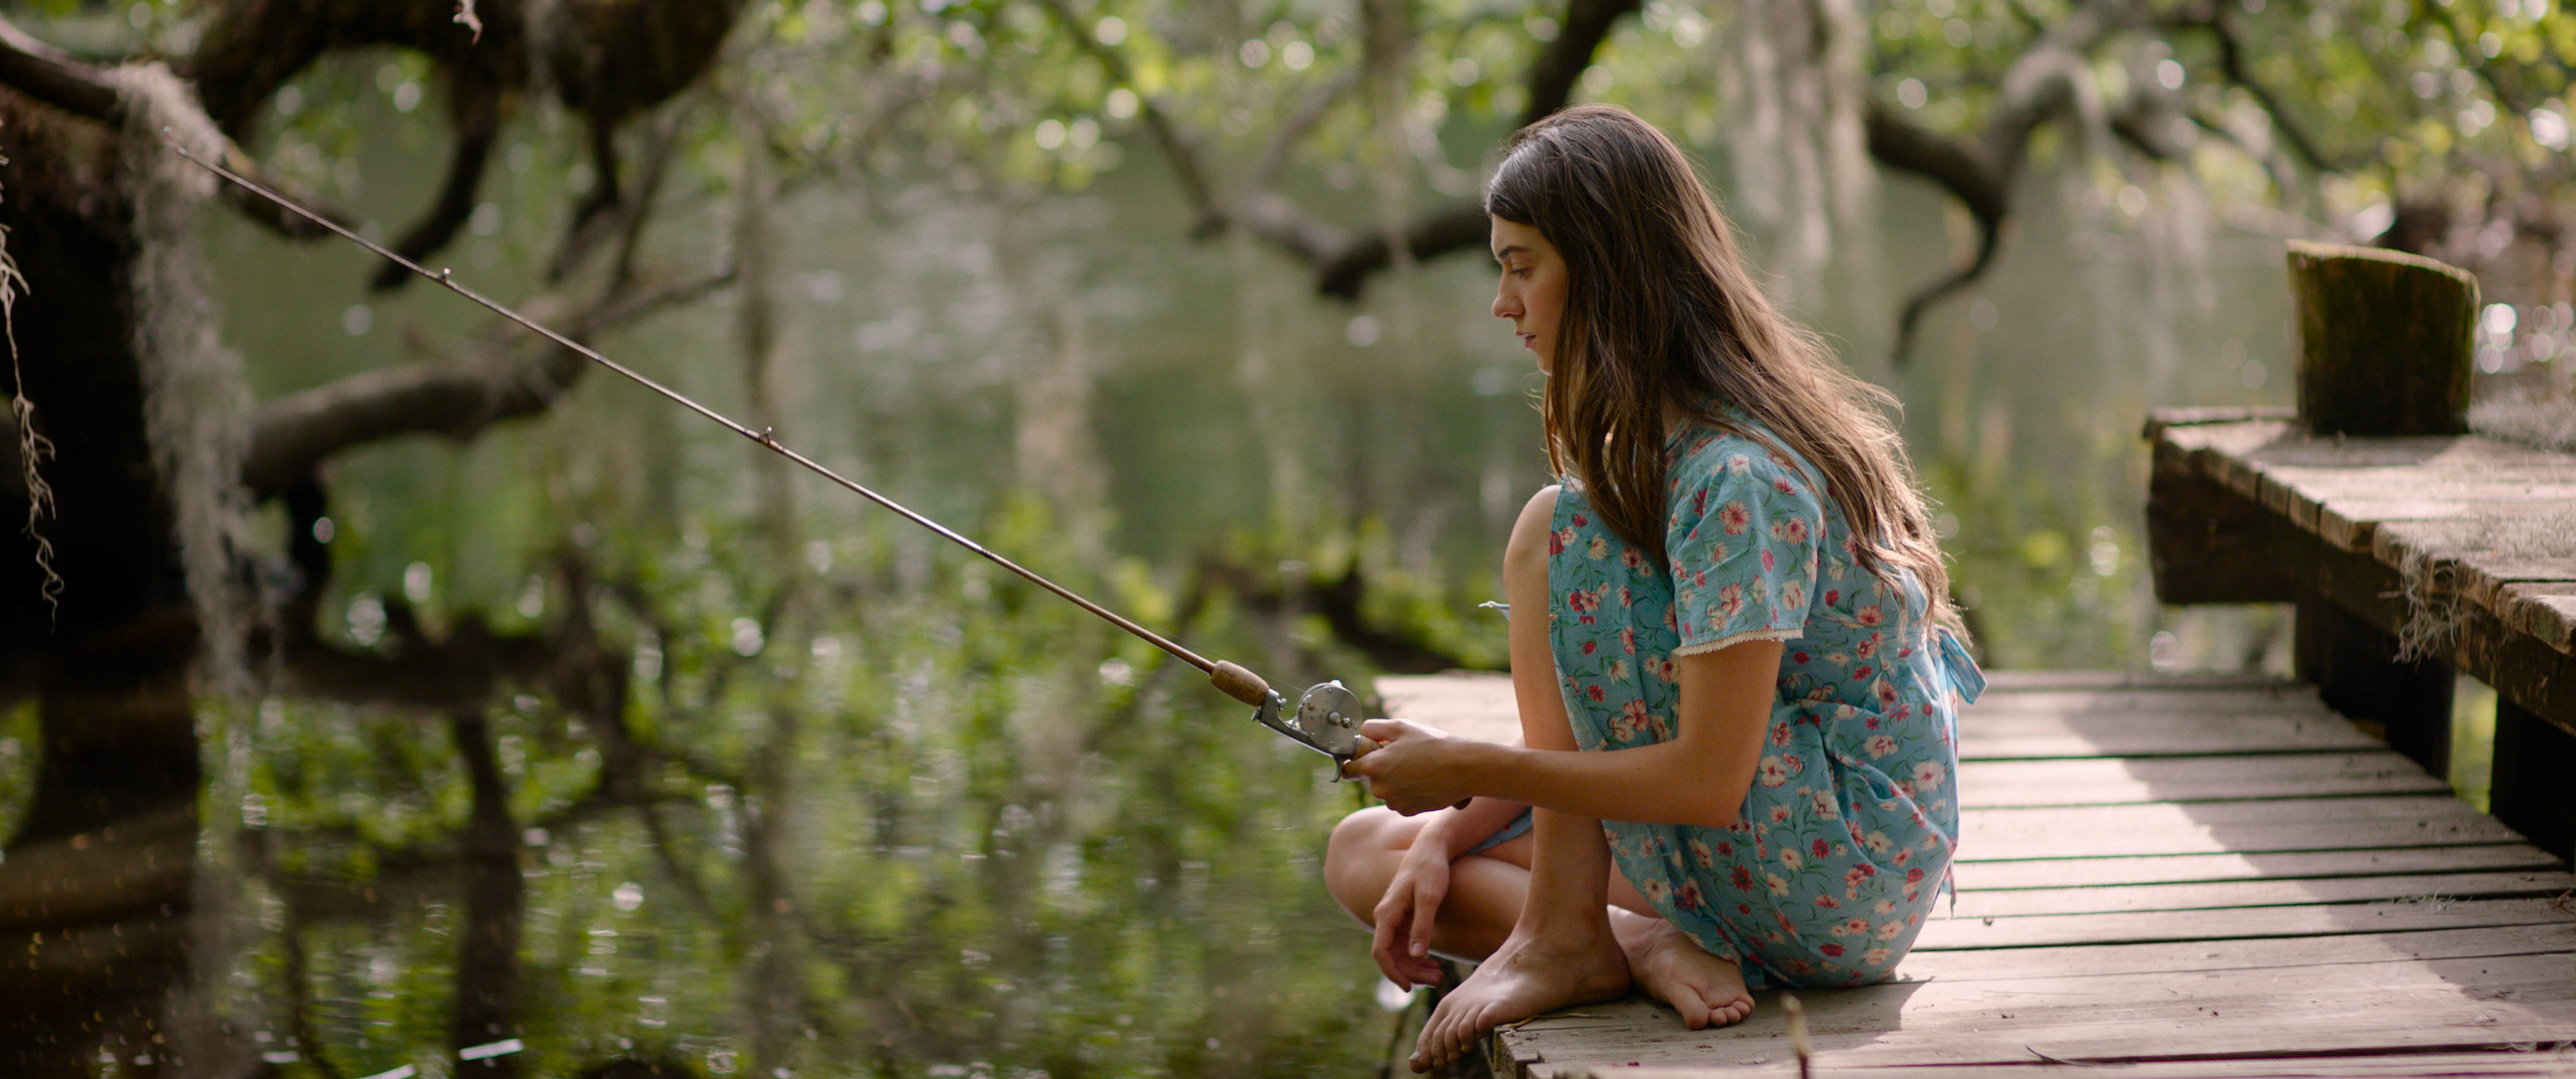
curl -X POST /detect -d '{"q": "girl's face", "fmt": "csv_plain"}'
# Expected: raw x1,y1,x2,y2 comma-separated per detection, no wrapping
1490,216,1568,375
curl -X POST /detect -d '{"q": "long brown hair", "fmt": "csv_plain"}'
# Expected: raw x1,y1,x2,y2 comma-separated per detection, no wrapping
1485,104,1960,635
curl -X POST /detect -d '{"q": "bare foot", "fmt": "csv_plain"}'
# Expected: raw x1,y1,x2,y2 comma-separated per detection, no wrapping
1620,917,1754,1030
1412,923,1630,1072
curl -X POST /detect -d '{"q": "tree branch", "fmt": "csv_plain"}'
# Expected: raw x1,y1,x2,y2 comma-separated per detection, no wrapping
240,268,734,498
1030,0,1221,226
1519,0,1644,129
1194,555,1476,673
1308,0,1642,297
0,12,354,239
0,15,118,120
2186,8,2340,172
1317,206,1493,299
1868,0,2126,363
1865,104,2006,362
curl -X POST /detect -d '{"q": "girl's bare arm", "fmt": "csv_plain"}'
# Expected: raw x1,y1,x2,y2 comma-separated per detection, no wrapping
1354,641,1775,828
1354,484,1774,828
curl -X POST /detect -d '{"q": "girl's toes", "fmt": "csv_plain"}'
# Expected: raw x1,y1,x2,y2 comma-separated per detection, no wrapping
1670,986,1709,1029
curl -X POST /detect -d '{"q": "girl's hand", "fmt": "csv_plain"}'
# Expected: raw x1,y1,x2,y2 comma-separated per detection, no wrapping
1345,719,1482,815
1371,840,1451,989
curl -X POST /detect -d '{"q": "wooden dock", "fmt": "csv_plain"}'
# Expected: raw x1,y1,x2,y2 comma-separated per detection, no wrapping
1376,670,2576,1078
2147,408,2576,861
1364,243,2576,1075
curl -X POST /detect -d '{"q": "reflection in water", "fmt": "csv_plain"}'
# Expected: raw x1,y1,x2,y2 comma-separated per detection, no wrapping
2,112,2304,1069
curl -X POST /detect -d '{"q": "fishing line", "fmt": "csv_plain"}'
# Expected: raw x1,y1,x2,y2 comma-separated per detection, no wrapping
159,131,1357,741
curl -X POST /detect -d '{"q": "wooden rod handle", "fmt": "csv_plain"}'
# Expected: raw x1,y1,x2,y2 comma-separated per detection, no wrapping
1210,661,1271,706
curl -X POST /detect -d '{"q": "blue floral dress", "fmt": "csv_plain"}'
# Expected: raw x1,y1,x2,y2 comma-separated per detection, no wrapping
1544,421,1982,989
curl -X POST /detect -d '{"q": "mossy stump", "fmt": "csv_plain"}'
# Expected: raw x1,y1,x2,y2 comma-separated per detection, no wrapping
2287,240,2477,437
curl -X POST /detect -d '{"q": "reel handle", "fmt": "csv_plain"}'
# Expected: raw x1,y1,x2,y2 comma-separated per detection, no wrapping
1210,661,1271,706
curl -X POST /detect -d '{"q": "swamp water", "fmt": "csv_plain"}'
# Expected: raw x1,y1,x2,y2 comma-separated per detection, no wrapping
1,112,2319,1077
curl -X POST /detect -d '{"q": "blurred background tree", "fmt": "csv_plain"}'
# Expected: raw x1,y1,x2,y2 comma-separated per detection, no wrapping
0,0,2568,1075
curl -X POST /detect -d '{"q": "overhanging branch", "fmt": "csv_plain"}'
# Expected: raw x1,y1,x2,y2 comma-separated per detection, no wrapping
1869,0,2126,364
2184,7,2341,173
240,268,733,498
1304,0,1643,297
0,12,353,239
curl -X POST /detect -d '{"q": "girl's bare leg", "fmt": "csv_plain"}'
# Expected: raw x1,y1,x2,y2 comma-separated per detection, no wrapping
1408,805,1630,1070
1332,487,1752,1069
1390,487,1612,1070
1324,813,1754,1039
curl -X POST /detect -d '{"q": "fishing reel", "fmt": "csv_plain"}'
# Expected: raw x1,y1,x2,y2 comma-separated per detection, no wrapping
1211,660,1366,770
1204,661,1374,779
1251,680,1368,773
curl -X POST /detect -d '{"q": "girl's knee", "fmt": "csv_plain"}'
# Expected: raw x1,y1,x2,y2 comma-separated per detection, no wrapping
1322,806,1408,919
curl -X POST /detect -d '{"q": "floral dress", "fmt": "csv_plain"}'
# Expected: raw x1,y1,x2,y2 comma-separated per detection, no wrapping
1544,421,1983,989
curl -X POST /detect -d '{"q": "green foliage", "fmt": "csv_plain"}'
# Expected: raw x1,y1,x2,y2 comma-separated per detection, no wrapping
212,492,1397,1076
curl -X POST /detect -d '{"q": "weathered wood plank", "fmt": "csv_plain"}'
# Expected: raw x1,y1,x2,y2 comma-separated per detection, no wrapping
2156,417,2298,475
1946,870,2576,918
1895,921,2576,982
2312,497,2576,552
2234,433,2568,470
1957,807,2520,860
1952,844,2566,890
1956,752,2448,807
1495,950,2576,1075
1615,1049,2576,1078
1979,669,2290,691
1958,725,2382,760
2496,584,2576,656
1374,672,1524,745
1966,795,2487,830
1962,685,2329,715
1914,896,2574,950
2461,560,2576,612
2142,406,2299,441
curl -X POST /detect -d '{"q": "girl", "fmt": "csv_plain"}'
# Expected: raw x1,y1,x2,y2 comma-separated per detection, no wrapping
1324,105,1982,1072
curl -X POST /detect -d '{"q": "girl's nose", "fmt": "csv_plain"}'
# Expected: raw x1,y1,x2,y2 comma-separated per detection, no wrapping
1492,287,1516,321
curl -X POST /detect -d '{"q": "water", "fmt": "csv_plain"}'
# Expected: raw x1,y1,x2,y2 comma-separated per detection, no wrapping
4,88,2311,1076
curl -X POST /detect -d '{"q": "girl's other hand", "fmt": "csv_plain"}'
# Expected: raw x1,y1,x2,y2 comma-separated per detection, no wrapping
1346,719,1480,815
1371,840,1452,989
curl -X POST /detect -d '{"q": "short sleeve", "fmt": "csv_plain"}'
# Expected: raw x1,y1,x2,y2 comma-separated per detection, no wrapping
1666,442,1825,655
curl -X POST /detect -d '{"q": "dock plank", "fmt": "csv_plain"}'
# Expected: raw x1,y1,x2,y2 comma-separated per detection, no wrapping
1913,896,2576,950
1614,1049,2576,1078
2497,583,2576,655
1959,716,2382,758
1945,870,2576,918
1955,752,2450,807
1893,922,2576,982
1952,845,2566,890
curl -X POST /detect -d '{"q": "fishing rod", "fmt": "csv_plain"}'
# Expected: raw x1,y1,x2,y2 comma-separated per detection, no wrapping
163,131,1370,769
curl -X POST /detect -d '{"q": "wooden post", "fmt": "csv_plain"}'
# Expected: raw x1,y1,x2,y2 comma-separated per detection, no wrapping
2283,242,2474,771
2490,699,2576,864
2286,240,2477,437
2293,597,2453,777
